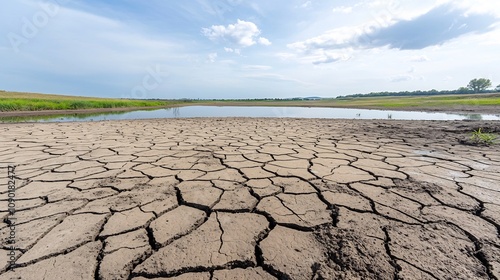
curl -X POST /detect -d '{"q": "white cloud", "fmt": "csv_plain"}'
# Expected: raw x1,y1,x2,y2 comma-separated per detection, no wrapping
2,2,178,76
332,6,353,14
288,2,498,65
3,0,500,99
313,53,349,65
389,66,426,82
276,52,297,61
224,47,241,54
390,74,414,82
409,55,430,62
390,74,424,83
453,0,500,17
258,37,272,46
242,65,272,70
243,73,313,86
208,52,218,62
287,27,359,52
287,27,357,64
301,1,312,8
202,19,271,47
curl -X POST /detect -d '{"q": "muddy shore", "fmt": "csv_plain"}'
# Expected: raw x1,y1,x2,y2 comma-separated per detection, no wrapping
0,118,499,279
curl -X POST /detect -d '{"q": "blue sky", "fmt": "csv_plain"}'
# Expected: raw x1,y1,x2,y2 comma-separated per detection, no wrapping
1,0,499,99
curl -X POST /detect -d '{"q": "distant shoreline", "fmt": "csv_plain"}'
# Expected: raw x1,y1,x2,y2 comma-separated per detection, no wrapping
1,91,499,117
0,103,499,118
191,102,500,115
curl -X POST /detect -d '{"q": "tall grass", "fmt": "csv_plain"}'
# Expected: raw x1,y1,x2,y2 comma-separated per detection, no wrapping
0,99,171,111
2,91,499,112
0,92,176,112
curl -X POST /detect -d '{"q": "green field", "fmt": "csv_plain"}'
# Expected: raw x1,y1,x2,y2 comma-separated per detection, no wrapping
0,91,181,111
1,91,499,113
194,93,500,108
332,93,500,108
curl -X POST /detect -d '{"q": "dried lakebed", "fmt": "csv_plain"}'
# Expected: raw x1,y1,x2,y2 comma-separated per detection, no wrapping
0,118,499,280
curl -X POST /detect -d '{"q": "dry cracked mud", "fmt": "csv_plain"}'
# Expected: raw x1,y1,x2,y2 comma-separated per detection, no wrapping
0,118,499,280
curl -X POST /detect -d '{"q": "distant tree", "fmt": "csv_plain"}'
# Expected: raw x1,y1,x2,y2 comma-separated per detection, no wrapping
457,87,472,94
496,84,500,92
467,78,492,93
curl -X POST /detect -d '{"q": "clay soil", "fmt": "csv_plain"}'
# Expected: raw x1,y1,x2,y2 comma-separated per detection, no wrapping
0,118,499,279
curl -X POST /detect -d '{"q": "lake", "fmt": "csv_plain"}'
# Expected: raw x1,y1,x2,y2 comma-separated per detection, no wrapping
1,106,499,123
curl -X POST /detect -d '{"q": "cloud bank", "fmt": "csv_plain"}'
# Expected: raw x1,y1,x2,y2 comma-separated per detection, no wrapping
288,4,498,64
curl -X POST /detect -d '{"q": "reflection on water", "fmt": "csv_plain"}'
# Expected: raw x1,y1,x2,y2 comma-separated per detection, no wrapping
0,111,126,123
172,107,180,117
0,108,173,123
1,106,499,123
463,114,483,120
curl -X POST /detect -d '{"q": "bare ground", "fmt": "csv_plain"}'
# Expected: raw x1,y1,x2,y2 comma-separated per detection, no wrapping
0,118,499,280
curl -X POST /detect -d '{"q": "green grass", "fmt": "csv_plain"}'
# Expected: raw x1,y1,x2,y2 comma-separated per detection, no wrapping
194,93,500,109
470,128,497,145
2,91,500,113
331,93,500,108
0,91,179,112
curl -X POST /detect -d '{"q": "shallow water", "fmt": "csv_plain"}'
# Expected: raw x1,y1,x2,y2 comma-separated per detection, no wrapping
1,106,499,123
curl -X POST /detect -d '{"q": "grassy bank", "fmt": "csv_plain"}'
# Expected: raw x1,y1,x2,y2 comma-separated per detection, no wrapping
196,93,500,109
1,91,499,114
333,93,500,108
0,91,180,111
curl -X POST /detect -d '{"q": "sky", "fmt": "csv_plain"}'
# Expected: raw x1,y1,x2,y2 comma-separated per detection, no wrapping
1,0,500,99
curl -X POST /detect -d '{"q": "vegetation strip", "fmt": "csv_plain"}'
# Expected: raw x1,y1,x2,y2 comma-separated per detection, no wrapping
1,91,499,114
0,92,183,112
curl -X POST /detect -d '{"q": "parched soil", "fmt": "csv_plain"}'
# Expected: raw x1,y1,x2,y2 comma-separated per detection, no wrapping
0,118,499,280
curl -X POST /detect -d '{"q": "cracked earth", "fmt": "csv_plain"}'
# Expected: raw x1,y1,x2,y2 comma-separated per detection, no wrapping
0,118,499,280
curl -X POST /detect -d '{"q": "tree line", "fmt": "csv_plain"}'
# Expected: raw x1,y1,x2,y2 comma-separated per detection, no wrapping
336,78,500,99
